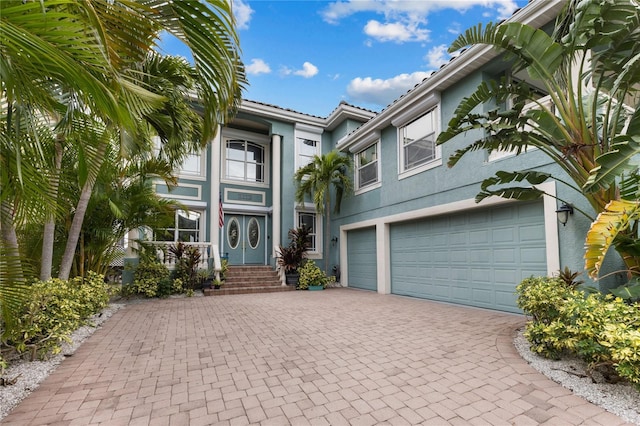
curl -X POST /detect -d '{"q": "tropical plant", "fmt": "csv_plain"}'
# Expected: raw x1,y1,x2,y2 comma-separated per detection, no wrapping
1,0,245,337
169,243,202,290
276,227,311,273
436,0,640,277
298,260,334,290
294,150,352,273
516,275,640,388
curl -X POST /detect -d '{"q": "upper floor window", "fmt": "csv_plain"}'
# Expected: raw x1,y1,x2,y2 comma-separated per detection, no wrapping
180,153,202,176
487,75,549,162
295,124,323,169
356,143,379,190
400,108,438,173
153,136,204,178
297,137,319,168
225,140,265,183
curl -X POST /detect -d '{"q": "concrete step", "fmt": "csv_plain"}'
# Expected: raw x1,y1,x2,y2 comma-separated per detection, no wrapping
203,265,290,296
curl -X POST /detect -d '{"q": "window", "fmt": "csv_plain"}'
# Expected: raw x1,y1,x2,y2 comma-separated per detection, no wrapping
297,211,318,252
179,153,202,176
225,140,265,183
155,210,201,242
400,108,438,173
153,136,204,178
356,143,379,189
487,74,549,162
297,137,319,168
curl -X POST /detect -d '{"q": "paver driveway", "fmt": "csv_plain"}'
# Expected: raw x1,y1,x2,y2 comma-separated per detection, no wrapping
2,289,630,425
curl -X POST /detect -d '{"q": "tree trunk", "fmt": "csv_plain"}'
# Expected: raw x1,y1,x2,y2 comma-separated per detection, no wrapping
40,140,63,280
324,195,331,274
1,199,24,284
58,144,106,280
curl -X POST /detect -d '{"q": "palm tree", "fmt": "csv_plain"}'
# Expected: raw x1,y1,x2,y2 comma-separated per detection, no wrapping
1,0,246,334
436,0,640,277
1,0,246,281
294,150,352,273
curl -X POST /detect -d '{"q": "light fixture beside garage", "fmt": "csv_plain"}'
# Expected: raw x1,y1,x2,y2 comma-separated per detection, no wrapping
555,203,574,226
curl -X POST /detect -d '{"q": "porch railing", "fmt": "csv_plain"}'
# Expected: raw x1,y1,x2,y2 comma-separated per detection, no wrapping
149,242,222,279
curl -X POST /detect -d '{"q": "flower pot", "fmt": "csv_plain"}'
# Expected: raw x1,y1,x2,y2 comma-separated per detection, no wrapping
285,272,299,286
308,285,324,291
214,284,221,289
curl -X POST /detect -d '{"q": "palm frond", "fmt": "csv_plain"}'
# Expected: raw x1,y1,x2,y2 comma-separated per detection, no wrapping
585,199,640,278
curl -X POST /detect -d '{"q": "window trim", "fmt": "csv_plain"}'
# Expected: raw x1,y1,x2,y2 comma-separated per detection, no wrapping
354,141,381,194
154,209,204,243
295,124,323,170
177,151,207,181
296,206,322,259
396,106,442,179
222,138,270,187
152,136,207,181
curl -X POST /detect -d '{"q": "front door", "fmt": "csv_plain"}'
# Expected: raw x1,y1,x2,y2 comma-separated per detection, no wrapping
224,215,266,265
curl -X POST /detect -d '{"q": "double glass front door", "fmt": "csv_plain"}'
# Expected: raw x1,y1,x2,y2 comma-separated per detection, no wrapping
224,215,266,265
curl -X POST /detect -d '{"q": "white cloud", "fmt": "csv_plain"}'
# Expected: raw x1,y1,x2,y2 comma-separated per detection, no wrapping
294,62,319,78
322,0,521,37
347,71,432,106
245,58,271,75
448,22,462,35
425,44,450,70
233,0,253,30
281,62,319,78
364,20,429,43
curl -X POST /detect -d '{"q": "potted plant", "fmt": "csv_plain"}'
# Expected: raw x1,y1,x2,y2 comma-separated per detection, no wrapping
298,260,334,291
198,268,213,289
277,227,311,286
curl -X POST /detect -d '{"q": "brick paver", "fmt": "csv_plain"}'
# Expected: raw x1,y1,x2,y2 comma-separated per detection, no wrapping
2,289,633,425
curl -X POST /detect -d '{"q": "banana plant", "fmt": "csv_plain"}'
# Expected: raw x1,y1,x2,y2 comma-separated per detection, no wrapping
437,0,640,272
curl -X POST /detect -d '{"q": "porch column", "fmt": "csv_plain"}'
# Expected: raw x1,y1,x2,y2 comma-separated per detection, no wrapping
272,134,282,259
211,127,222,251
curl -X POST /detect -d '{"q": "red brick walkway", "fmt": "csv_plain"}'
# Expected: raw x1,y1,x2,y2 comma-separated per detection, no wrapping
2,289,630,425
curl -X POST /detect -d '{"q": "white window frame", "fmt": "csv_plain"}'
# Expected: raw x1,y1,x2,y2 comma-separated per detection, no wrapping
355,141,381,194
154,209,204,243
296,206,322,258
178,151,206,180
222,134,270,187
295,124,323,170
152,136,206,180
487,94,550,162
391,93,442,180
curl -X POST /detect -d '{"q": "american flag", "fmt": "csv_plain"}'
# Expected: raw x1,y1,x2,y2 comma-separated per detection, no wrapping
218,196,224,228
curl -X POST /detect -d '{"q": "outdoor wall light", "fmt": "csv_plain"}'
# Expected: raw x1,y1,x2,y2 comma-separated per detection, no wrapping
556,203,574,226
331,236,338,246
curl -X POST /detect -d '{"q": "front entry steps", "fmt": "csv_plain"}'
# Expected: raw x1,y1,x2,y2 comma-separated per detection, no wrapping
203,265,294,296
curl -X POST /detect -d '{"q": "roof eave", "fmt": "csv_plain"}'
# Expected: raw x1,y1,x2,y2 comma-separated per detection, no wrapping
337,0,566,152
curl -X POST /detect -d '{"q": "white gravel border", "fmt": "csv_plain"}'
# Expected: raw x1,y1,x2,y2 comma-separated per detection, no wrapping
0,303,125,421
514,329,640,425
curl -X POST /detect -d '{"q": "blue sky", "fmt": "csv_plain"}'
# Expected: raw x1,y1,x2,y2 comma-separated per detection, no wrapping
160,0,528,117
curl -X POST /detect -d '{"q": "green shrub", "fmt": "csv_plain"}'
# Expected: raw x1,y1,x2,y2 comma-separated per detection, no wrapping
5,273,110,360
298,260,334,290
124,257,170,298
516,275,640,388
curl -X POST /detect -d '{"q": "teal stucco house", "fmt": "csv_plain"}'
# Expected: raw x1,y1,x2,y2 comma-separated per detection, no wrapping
126,0,624,313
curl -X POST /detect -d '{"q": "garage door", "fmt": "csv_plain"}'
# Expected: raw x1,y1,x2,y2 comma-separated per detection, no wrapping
390,202,546,313
347,227,377,291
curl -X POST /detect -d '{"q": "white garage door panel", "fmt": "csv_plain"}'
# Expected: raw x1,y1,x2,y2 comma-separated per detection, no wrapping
390,202,547,313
